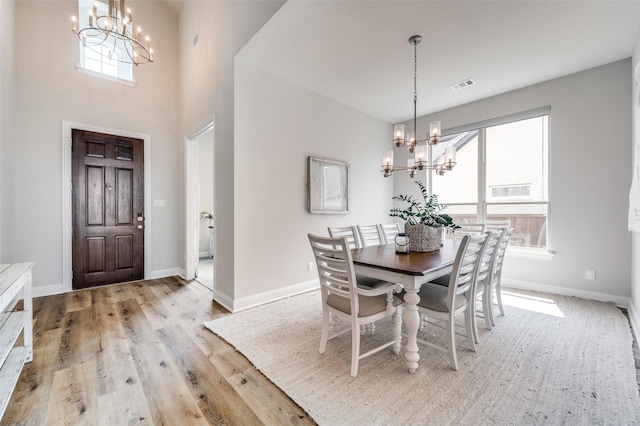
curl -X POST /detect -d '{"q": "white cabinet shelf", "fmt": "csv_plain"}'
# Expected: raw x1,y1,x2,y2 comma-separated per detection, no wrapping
0,263,34,421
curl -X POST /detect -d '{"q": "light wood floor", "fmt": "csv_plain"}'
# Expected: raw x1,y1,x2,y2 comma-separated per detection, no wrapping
2,277,316,425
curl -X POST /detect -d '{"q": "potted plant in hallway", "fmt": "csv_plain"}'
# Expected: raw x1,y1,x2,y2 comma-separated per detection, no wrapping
389,181,458,252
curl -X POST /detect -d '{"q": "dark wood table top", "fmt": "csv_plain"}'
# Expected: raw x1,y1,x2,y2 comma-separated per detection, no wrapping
351,240,460,276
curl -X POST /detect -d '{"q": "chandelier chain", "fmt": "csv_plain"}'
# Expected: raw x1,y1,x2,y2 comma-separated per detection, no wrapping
383,35,454,178
413,39,417,137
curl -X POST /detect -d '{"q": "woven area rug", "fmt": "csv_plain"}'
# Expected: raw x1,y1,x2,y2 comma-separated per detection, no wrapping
204,288,640,425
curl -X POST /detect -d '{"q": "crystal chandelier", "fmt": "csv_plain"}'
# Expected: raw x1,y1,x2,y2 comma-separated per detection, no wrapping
382,35,456,178
71,0,154,66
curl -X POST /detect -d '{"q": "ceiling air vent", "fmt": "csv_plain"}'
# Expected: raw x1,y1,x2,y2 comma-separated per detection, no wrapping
450,79,475,91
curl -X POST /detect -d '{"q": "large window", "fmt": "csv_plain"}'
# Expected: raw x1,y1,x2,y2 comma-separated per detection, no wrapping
77,0,133,82
432,113,549,250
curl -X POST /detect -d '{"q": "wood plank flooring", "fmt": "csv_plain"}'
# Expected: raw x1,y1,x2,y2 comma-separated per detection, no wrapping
1,277,316,425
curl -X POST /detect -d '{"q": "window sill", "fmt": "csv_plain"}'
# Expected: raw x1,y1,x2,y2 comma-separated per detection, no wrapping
76,65,136,87
506,247,555,261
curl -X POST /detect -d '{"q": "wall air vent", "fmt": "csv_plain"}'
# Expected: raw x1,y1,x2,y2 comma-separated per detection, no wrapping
450,79,475,91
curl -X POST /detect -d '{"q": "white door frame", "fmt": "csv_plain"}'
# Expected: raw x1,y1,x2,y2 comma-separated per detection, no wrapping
61,121,152,293
184,117,215,281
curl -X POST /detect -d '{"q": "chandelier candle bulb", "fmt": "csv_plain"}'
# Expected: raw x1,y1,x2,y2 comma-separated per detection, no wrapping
414,145,428,168
407,159,415,177
444,146,457,169
394,124,405,146
71,15,78,32
429,121,441,144
383,151,394,167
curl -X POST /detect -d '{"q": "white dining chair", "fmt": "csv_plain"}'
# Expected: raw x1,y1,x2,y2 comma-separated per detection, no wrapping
328,226,361,249
489,227,514,321
379,223,401,244
453,222,486,238
471,229,503,340
308,234,403,377
402,233,489,370
356,224,385,247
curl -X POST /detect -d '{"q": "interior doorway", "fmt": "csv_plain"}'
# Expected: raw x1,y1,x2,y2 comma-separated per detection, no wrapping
185,119,215,292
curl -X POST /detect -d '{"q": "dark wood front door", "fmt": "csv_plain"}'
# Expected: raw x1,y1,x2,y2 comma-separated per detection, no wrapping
72,129,144,289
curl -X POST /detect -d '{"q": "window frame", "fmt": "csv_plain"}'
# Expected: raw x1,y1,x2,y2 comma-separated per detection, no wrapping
75,0,135,84
427,108,552,258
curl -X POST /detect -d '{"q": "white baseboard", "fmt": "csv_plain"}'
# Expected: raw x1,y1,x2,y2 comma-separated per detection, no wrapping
150,268,185,280
629,300,640,345
213,291,234,313
33,268,186,298
230,279,320,313
33,283,65,298
503,278,631,308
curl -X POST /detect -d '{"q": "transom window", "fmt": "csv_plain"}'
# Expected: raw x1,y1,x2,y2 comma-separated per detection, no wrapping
76,0,133,82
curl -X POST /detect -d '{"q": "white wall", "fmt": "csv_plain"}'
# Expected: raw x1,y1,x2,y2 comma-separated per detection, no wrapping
0,0,15,261
178,1,285,304
3,0,180,294
397,60,632,303
630,31,640,339
233,63,393,308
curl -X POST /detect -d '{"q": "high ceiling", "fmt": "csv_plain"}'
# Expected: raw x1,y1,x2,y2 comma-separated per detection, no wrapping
236,0,640,124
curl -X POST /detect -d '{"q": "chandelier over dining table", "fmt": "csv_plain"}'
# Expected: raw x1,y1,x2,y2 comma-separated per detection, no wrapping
382,35,456,178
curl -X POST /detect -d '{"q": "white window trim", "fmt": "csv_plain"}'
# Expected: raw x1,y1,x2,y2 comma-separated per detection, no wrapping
430,108,553,258
75,64,137,87
507,246,555,261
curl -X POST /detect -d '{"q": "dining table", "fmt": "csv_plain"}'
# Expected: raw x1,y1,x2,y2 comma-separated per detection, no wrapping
351,239,461,373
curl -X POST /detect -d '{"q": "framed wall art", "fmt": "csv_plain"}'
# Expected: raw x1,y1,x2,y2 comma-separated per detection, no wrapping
308,156,350,214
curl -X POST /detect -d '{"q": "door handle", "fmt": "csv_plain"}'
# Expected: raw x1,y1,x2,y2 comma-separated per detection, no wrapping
137,224,143,229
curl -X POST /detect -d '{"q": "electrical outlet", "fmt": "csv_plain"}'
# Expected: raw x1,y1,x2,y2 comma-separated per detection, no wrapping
307,262,314,272
585,269,596,280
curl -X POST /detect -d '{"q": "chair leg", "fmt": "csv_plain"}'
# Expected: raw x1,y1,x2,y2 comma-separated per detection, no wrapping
329,311,340,334
351,322,361,377
446,319,459,371
392,308,402,354
464,308,476,353
320,308,330,354
495,278,505,316
471,290,480,344
482,284,493,329
320,309,330,354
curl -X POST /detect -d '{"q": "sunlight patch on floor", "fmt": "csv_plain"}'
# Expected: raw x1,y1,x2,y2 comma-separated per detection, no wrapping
501,290,565,318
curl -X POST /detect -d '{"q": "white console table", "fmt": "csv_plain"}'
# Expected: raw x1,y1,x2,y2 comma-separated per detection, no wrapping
0,263,34,420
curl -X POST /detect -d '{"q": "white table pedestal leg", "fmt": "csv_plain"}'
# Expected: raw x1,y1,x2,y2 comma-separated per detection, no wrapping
403,288,420,373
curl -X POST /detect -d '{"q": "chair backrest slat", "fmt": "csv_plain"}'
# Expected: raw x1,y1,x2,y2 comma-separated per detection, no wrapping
309,233,361,313
492,227,514,282
476,229,503,282
356,224,384,247
379,223,401,245
328,226,361,249
448,233,489,304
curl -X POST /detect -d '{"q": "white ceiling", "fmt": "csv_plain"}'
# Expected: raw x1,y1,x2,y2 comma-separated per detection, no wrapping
236,0,640,124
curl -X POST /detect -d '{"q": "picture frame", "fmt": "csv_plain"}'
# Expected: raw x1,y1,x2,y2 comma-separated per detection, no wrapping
308,156,350,214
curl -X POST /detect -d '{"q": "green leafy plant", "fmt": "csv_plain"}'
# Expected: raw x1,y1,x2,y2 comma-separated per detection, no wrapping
389,181,459,228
